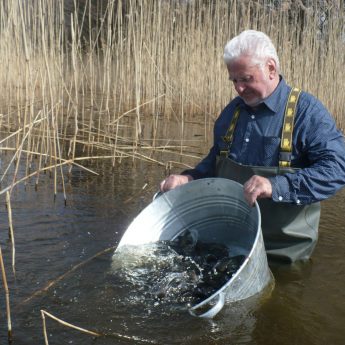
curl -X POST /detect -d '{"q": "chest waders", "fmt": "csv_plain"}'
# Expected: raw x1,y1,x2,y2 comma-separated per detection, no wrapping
216,88,321,263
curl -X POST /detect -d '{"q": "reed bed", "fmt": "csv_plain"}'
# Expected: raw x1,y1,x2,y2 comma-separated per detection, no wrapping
1,1,345,195
0,0,345,341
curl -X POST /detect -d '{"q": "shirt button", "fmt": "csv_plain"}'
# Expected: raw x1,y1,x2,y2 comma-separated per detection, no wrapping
251,115,255,119
278,196,283,201
245,138,250,142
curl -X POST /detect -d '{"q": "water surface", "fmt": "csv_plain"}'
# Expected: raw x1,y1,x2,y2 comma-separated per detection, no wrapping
0,156,344,345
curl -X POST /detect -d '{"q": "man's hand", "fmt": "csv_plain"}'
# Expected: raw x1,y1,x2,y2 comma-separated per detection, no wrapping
243,175,272,206
160,174,193,192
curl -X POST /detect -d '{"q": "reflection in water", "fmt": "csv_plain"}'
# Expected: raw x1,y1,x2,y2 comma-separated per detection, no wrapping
0,155,345,344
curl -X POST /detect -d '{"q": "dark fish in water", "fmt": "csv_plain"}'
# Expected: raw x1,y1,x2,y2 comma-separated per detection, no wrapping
213,255,246,274
169,228,198,256
153,229,246,304
195,241,230,259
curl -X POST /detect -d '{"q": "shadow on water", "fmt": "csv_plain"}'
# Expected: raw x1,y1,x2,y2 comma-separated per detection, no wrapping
0,154,345,344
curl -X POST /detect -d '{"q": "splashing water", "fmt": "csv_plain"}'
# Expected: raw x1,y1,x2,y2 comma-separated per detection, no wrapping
110,230,246,313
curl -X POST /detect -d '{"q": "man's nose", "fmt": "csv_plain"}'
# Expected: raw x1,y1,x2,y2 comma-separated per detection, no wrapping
235,83,246,94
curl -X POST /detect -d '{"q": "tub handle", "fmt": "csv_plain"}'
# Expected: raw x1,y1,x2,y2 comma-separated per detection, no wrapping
189,291,225,318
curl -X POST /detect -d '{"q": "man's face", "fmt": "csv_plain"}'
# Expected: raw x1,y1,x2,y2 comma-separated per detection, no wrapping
227,55,278,107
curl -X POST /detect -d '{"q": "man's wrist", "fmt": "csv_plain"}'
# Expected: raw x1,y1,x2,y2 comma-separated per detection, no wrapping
184,174,193,182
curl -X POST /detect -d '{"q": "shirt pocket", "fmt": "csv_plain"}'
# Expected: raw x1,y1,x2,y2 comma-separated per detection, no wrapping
261,136,281,166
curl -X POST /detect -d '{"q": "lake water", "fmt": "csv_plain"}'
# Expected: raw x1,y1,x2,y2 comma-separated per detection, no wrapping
0,154,345,345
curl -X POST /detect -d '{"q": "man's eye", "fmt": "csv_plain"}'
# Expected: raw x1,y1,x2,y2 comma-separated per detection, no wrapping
230,76,252,83
241,76,252,83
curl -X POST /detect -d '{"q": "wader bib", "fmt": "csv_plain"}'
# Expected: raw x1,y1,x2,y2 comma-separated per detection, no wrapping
216,88,321,263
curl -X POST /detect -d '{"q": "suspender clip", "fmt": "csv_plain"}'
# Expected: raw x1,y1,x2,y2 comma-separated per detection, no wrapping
279,152,292,162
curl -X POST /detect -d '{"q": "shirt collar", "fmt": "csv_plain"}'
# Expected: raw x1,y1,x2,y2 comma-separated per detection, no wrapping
237,76,288,114
261,76,288,113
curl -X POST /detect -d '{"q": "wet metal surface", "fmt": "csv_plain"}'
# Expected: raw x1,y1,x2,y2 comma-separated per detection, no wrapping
0,157,345,344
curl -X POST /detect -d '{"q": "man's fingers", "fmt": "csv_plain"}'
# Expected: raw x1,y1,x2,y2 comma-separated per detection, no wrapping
159,174,192,192
244,188,260,206
243,175,273,206
160,179,167,192
160,176,173,192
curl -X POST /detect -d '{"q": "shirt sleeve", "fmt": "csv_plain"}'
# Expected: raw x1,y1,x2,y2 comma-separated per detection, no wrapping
269,97,345,204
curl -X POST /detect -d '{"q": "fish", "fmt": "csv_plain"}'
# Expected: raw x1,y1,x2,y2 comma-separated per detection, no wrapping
153,229,247,304
169,228,198,256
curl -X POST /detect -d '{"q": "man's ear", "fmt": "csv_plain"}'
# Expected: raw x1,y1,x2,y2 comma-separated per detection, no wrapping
267,58,278,79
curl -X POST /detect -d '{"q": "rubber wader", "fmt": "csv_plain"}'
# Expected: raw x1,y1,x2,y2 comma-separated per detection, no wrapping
217,88,321,263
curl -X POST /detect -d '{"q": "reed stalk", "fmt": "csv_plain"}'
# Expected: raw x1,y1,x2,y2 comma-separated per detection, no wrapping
22,246,115,305
41,309,101,341
5,192,15,274
0,154,99,196
0,246,12,342
40,309,156,344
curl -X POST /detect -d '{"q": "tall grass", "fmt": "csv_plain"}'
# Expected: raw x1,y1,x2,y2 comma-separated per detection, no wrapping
0,0,345,194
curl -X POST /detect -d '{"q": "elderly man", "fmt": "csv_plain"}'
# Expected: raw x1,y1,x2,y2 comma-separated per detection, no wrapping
160,30,345,263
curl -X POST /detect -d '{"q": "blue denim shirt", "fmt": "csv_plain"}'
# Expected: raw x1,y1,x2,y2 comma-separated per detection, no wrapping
183,77,345,204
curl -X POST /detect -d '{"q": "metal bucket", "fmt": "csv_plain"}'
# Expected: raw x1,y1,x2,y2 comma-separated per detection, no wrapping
114,178,273,318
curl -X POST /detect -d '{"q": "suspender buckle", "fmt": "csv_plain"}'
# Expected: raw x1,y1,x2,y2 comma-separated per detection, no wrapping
279,151,292,162
279,161,291,167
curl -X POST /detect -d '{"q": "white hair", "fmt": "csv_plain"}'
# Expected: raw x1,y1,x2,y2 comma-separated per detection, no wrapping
223,30,280,72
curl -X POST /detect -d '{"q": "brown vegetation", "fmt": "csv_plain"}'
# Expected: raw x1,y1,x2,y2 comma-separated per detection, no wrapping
0,0,344,194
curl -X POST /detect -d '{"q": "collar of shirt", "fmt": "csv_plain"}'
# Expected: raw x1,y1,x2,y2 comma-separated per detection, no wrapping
262,76,289,113
237,76,289,114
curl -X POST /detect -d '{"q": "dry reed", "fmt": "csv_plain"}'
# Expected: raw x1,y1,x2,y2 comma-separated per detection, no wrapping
1,1,344,196
0,246,12,342
5,191,15,274
41,309,101,345
22,245,116,305
40,309,157,344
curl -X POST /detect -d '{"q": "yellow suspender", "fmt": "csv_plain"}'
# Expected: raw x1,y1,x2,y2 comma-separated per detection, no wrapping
220,87,301,166
279,87,301,167
220,107,241,157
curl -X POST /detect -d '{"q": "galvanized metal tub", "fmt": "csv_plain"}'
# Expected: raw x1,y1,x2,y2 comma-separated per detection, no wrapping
114,177,273,318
